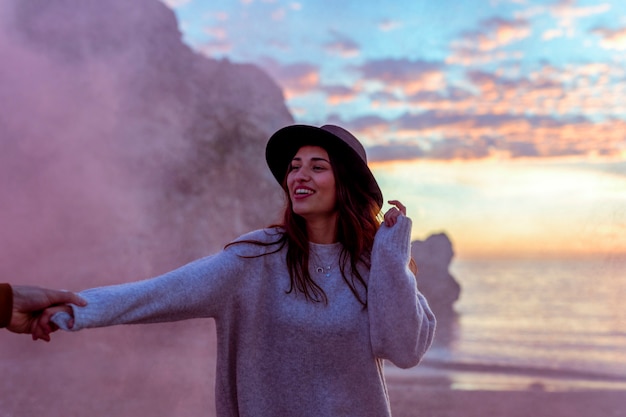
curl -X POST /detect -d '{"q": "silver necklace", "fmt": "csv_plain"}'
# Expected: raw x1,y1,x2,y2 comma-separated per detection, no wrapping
315,264,333,277
313,253,340,277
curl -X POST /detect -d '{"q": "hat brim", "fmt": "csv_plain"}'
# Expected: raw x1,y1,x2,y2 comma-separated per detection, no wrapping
265,125,383,209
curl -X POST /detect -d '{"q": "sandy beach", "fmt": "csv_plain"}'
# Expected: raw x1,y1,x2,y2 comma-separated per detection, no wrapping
2,321,625,417
388,384,626,417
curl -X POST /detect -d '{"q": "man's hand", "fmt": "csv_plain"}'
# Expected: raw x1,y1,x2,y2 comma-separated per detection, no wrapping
8,285,86,341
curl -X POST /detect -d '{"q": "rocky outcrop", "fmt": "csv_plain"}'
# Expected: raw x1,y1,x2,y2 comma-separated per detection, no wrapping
0,0,292,285
412,233,461,345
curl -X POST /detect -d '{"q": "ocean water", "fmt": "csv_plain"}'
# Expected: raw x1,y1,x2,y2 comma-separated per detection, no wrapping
393,257,626,391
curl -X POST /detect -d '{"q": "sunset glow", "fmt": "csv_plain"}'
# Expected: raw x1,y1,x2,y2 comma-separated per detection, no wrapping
373,158,626,259
163,0,626,258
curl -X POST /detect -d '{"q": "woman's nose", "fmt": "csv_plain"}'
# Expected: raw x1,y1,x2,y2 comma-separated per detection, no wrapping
294,167,311,181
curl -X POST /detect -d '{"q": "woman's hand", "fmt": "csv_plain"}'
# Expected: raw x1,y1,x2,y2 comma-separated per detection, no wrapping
30,305,74,342
383,200,406,227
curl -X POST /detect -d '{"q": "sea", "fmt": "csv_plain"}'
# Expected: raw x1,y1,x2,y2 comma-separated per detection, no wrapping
388,257,626,392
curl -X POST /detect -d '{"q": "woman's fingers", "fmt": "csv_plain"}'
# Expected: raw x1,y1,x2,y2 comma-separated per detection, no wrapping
31,317,52,342
384,200,407,227
387,200,406,215
384,211,397,227
30,305,72,342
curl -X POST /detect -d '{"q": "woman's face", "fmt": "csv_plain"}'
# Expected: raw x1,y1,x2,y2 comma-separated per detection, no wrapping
287,145,337,221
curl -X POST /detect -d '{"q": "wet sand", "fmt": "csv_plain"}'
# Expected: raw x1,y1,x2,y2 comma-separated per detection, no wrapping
389,385,625,417
1,322,625,416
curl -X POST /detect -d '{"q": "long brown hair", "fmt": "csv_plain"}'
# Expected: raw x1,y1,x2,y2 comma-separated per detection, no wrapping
283,148,382,305
227,144,383,306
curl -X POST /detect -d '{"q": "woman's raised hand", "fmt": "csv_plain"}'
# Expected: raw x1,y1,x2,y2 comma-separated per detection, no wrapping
383,200,406,227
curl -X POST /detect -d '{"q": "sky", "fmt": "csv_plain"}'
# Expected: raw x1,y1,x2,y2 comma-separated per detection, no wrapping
160,0,626,259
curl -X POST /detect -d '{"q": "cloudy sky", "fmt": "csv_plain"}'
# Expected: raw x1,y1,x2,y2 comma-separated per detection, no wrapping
161,0,625,259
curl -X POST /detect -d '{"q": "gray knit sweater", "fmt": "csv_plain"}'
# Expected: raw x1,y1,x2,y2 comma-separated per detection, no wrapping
53,216,436,417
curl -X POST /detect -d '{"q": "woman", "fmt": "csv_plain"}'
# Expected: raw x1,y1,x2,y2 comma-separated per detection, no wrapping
37,124,436,417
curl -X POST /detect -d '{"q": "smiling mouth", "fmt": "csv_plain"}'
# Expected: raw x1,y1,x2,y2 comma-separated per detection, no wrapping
295,188,314,195
292,187,316,200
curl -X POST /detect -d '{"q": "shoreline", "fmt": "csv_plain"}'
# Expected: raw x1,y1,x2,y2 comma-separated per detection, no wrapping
385,358,626,393
387,383,626,417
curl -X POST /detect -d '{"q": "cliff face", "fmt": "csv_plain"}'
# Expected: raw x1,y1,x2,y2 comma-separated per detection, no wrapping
0,0,292,286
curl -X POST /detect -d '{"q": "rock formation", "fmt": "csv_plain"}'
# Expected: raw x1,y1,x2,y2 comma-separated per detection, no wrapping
0,0,292,286
412,232,461,345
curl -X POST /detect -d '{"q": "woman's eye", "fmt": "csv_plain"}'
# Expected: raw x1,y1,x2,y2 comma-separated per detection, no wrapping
289,165,300,171
313,166,325,171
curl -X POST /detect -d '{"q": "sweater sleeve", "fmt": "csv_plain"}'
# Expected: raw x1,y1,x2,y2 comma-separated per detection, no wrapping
368,216,436,368
52,249,244,331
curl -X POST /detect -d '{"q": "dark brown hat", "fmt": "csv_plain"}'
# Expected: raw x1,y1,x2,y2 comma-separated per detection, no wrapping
265,124,383,209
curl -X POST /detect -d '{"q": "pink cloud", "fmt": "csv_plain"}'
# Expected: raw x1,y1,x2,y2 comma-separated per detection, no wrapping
446,49,524,66
198,39,233,55
197,22,231,55
390,61,625,135
591,26,626,50
550,0,611,28
522,1,611,42
336,59,626,163
483,17,532,49
322,85,358,105
204,26,228,40
448,17,530,65
354,58,445,94
390,111,625,161
324,31,361,58
256,58,320,98
542,28,564,40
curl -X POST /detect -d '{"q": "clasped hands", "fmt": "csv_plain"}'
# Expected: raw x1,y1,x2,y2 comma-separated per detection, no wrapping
8,285,84,342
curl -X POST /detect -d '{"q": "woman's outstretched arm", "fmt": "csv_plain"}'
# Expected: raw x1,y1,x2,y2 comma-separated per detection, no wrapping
33,249,245,340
